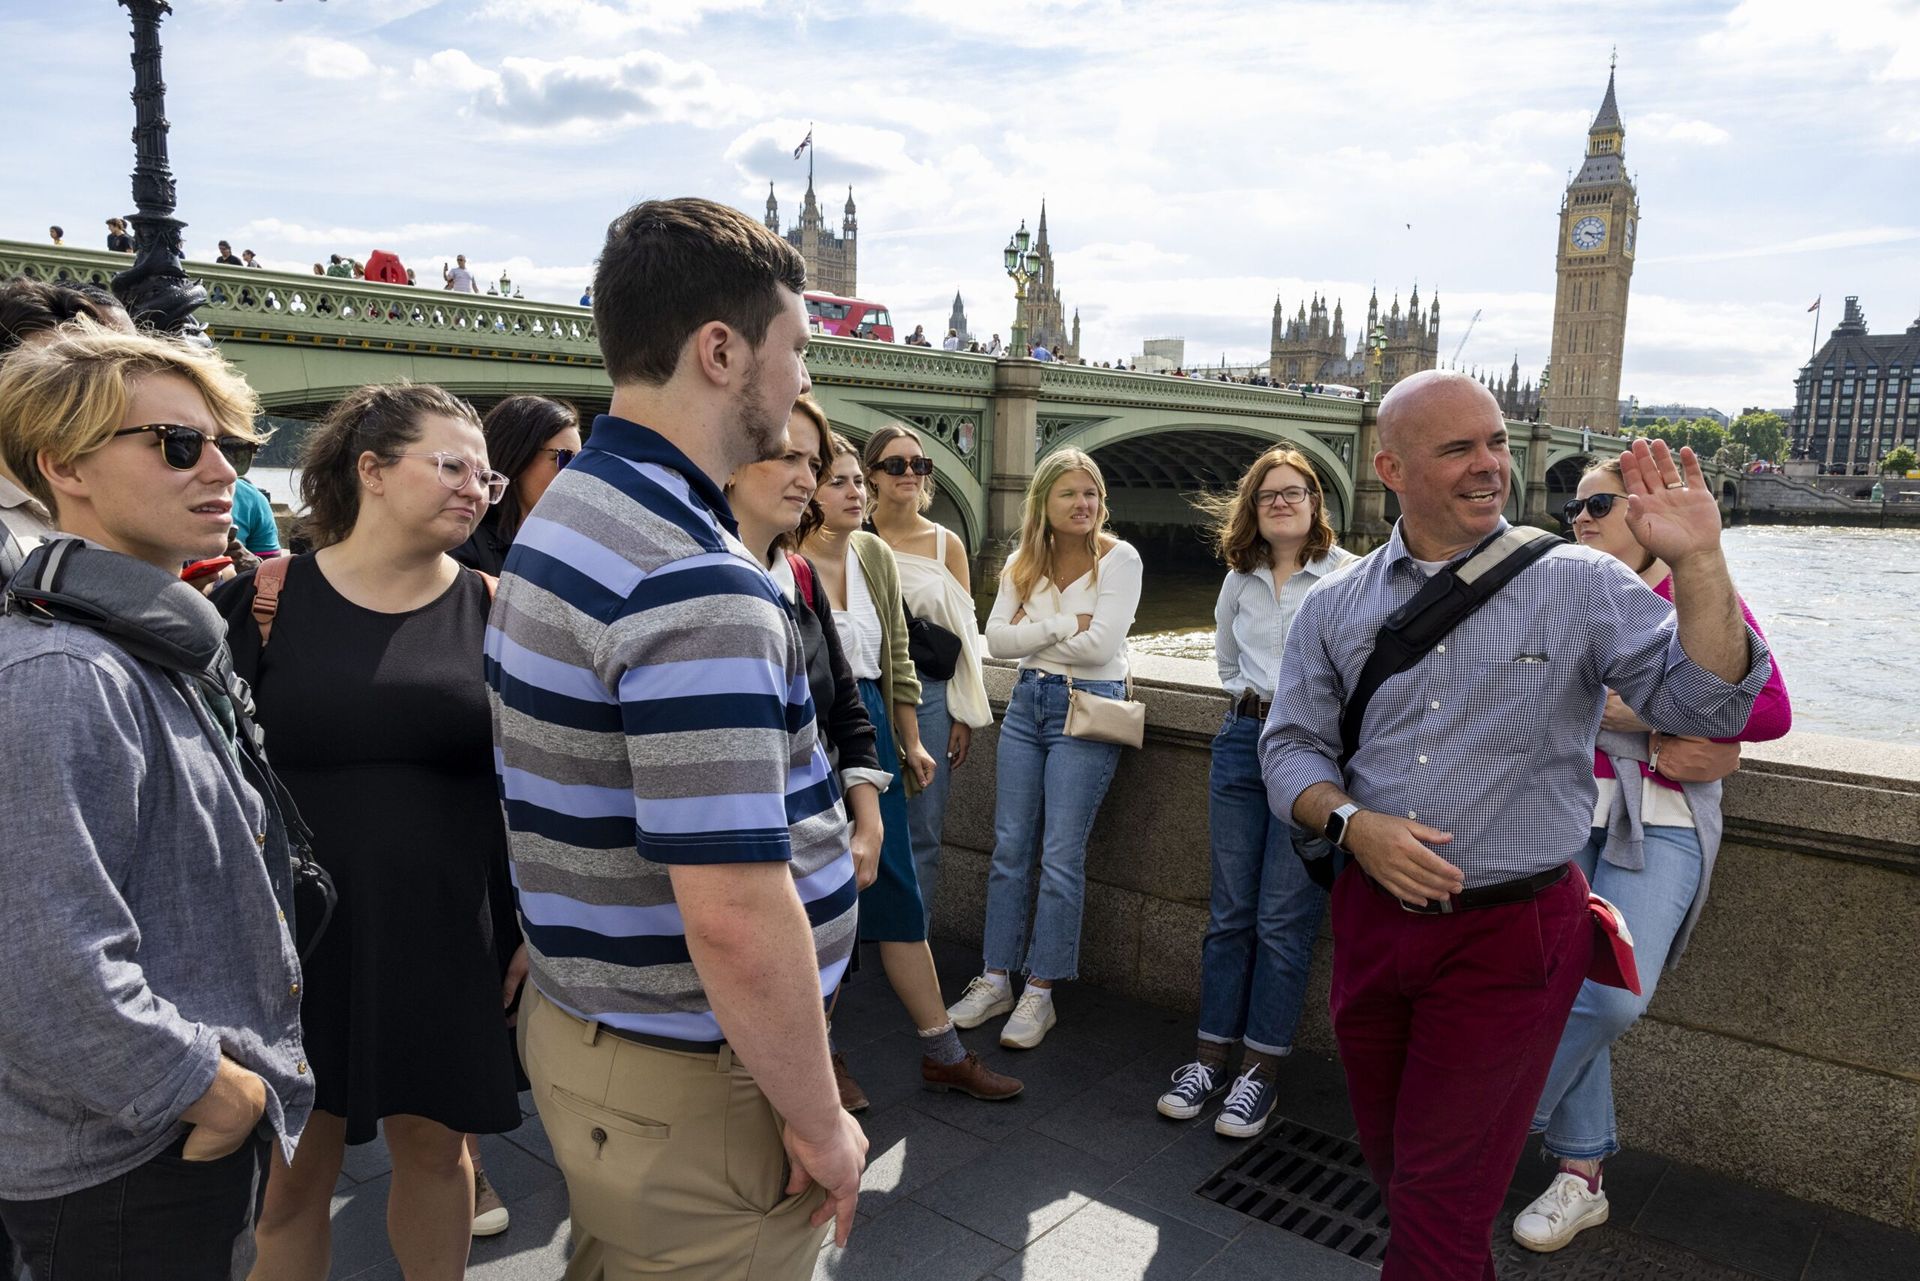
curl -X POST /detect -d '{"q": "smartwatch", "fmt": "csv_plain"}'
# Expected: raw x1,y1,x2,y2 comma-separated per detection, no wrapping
1323,803,1361,851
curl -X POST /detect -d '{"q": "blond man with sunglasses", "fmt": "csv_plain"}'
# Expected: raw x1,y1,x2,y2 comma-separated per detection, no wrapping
0,324,310,1279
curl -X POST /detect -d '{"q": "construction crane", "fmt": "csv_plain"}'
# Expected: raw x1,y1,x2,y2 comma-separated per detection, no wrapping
1450,309,1482,367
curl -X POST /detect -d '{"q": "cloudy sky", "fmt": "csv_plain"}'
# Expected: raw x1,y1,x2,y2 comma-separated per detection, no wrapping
3,0,1916,413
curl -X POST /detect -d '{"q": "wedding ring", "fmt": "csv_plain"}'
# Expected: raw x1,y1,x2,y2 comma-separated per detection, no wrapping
1664,481,1686,489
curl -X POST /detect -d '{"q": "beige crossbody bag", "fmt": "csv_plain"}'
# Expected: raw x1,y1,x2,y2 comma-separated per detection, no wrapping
1063,674,1146,749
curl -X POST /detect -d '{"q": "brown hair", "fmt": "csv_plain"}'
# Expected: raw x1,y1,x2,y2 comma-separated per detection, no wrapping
592,197,807,386
1194,446,1338,573
0,321,262,516
1006,448,1109,601
481,395,579,539
0,279,134,359
779,395,836,551
297,382,481,549
861,422,935,511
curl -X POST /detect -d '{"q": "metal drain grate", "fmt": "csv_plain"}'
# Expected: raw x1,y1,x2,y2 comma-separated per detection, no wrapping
1196,1118,1767,1278
1195,1118,1389,1262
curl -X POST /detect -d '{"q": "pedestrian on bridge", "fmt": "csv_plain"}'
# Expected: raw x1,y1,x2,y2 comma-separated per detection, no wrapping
1261,369,1773,1281
951,449,1143,1050
1155,447,1354,1140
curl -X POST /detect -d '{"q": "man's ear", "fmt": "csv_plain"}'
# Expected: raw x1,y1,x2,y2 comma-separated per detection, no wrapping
1373,449,1403,493
688,321,738,389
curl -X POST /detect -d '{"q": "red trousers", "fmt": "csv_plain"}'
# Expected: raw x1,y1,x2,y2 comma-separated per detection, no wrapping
1329,863,1593,1281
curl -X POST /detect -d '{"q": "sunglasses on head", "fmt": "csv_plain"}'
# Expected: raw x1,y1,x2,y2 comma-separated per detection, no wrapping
1562,493,1623,525
874,456,933,477
538,447,577,469
110,424,257,476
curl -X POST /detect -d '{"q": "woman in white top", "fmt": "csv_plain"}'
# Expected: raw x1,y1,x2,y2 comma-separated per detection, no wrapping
947,449,1142,1051
1154,447,1355,1140
863,424,994,931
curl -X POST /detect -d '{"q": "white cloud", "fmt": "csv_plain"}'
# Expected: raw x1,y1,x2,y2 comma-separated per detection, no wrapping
234,218,491,248
1637,113,1730,146
1643,225,1920,267
412,48,749,135
1706,0,1920,82
476,0,766,38
292,36,376,81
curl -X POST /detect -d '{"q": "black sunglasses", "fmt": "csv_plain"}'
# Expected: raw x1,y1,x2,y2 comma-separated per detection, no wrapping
110,424,257,476
538,447,577,469
1562,493,1623,525
874,456,933,477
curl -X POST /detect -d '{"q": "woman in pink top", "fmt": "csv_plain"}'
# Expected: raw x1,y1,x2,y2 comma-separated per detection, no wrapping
1514,457,1791,1253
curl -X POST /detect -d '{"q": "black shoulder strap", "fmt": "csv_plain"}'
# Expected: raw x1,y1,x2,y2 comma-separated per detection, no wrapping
1338,526,1561,767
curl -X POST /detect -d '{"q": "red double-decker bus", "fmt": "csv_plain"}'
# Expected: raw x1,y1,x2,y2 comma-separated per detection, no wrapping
805,292,895,342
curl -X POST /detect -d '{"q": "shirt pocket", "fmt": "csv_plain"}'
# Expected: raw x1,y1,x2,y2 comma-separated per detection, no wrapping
1461,658,1553,756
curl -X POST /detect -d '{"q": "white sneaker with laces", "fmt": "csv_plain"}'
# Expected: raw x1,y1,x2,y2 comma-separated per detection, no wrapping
1512,1170,1609,1252
998,990,1057,1049
948,975,1015,1029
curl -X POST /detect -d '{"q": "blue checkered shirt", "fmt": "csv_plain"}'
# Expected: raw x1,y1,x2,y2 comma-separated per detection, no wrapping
1259,520,1773,888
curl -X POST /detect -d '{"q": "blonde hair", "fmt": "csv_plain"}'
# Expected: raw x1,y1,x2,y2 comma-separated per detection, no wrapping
1192,446,1337,573
1007,448,1109,601
0,320,263,516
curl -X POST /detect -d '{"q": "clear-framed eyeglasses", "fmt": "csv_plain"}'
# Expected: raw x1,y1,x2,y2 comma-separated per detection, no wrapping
1254,486,1312,509
394,452,509,504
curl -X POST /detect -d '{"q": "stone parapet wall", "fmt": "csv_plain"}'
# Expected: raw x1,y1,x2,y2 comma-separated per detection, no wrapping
928,656,1920,1230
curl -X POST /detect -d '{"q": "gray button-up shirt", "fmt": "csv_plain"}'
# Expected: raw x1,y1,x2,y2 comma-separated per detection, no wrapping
1260,520,1772,888
0,614,312,1199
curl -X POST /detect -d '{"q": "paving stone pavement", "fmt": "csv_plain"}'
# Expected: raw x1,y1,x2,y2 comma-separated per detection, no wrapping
321,938,1920,1280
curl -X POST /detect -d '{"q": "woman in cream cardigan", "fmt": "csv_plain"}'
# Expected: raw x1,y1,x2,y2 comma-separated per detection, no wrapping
947,449,1142,1051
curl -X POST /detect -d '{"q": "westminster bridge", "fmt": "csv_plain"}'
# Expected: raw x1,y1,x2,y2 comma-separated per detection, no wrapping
3,240,1743,571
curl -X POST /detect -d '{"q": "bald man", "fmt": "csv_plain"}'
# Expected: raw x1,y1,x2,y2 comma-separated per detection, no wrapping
1260,371,1769,1279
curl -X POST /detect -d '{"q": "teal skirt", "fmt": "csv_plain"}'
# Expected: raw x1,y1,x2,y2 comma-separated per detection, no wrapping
855,678,928,943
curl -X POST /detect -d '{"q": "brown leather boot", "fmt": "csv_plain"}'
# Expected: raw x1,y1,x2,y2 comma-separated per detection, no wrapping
832,1052,870,1113
922,1051,1024,1100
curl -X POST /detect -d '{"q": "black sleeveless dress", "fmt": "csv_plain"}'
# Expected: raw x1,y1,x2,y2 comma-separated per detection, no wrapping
216,558,522,1143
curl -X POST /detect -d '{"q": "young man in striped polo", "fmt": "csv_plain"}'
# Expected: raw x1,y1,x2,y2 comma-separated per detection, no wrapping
486,197,866,1280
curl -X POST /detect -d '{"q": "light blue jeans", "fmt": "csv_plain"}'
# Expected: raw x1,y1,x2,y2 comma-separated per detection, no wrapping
906,678,953,934
1197,710,1326,1054
1530,823,1704,1161
983,671,1124,981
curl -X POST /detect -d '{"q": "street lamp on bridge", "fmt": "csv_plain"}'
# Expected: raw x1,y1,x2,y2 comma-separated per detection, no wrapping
112,0,208,341
1365,324,1387,402
1003,222,1042,356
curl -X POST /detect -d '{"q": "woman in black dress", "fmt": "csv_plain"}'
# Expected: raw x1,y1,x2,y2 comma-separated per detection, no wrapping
451,394,581,575
216,383,522,1281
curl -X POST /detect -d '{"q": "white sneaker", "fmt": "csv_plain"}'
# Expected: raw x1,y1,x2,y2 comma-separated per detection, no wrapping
948,975,1015,1029
998,990,1057,1049
1512,1170,1609,1252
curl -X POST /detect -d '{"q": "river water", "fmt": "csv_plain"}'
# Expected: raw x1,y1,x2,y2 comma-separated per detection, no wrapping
251,464,1914,746
1129,524,1920,746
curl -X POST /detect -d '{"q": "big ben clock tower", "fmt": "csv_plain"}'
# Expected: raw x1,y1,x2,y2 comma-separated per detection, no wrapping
1545,60,1639,431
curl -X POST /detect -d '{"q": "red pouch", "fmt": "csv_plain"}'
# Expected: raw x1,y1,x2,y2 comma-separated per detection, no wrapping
1586,893,1642,995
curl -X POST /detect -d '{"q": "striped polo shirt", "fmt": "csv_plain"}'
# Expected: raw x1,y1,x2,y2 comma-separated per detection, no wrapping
485,415,857,1046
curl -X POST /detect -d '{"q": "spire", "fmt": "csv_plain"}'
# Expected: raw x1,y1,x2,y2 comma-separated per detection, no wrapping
845,186,856,216
1592,56,1622,134
1036,199,1050,252
764,182,778,231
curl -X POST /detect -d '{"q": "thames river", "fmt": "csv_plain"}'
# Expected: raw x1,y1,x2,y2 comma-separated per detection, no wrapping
1129,524,1919,747
251,462,1914,748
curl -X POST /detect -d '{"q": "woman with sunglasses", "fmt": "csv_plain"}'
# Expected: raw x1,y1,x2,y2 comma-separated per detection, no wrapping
452,395,581,575
863,424,994,931
949,450,1142,1050
215,383,523,1281
1155,448,1354,1139
1512,459,1792,1254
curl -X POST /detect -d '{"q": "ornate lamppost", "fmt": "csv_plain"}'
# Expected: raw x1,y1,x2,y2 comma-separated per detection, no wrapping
1535,364,1551,424
1003,221,1042,357
1365,324,1387,401
112,0,208,341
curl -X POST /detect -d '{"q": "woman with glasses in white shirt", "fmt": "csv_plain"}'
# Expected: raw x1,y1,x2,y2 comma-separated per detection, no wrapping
1154,447,1354,1139
947,449,1142,1050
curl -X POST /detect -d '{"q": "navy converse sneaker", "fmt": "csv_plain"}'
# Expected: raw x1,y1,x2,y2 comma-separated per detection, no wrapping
1156,1061,1226,1120
1214,1066,1277,1139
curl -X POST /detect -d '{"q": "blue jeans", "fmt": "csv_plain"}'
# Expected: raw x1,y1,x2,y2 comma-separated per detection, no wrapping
1531,823,1704,1161
983,671,1124,981
906,678,954,934
1197,710,1327,1054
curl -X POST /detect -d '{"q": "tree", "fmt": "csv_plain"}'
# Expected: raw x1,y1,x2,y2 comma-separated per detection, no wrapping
1881,444,1917,476
1687,418,1727,459
1729,410,1788,463
1714,442,1751,472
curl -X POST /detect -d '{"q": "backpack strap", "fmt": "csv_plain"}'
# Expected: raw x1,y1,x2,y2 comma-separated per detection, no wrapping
251,555,293,648
785,552,817,611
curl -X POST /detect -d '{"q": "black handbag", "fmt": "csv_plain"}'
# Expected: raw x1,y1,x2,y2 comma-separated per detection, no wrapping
905,602,962,682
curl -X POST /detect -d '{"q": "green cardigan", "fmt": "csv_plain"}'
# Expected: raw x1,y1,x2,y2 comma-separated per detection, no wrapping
848,531,925,794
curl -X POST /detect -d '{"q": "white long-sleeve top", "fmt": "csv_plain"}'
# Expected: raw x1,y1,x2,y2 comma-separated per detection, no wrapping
985,539,1142,681
1214,547,1356,701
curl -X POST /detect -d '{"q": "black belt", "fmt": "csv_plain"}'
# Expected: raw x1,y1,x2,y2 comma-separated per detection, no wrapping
1369,863,1569,915
1235,690,1271,721
598,1023,727,1057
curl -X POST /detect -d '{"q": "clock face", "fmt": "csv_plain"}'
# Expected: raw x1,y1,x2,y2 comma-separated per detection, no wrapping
1571,215,1606,251
1624,218,1637,258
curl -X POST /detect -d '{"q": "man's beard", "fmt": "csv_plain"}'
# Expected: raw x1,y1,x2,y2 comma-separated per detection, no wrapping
732,360,785,467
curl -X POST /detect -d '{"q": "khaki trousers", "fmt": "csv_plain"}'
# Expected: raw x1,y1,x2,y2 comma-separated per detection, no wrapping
520,986,829,1281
